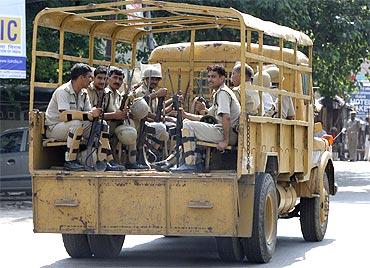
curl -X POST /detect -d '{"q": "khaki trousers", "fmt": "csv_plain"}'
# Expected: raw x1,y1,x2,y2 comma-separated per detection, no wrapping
182,119,237,165
46,120,113,162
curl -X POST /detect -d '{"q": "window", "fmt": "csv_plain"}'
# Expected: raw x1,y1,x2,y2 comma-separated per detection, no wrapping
0,131,23,153
7,111,15,120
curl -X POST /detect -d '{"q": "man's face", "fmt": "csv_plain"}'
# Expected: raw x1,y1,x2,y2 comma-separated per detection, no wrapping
231,68,241,87
146,77,161,90
80,72,93,88
351,113,356,120
93,73,107,91
207,70,224,90
108,73,124,91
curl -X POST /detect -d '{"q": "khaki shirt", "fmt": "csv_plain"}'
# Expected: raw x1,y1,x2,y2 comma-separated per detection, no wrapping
208,83,241,128
232,81,260,115
347,118,361,136
134,83,158,113
105,86,123,113
87,83,111,111
270,88,295,118
45,81,91,126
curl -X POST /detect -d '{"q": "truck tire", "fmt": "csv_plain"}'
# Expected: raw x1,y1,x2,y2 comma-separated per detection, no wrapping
244,173,277,263
62,234,92,258
87,234,125,258
216,237,245,262
300,171,329,242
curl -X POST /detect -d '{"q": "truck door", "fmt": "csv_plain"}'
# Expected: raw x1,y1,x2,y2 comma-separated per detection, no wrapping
0,129,30,192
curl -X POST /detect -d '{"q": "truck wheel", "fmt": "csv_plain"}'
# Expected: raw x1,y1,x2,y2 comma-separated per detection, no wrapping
62,234,92,258
244,173,277,263
216,237,245,262
88,234,125,258
300,171,329,241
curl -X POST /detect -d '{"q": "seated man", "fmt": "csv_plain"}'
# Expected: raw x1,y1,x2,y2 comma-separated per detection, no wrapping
265,65,295,120
231,62,260,115
134,65,170,158
45,63,124,171
87,65,110,108
173,64,241,172
104,66,146,169
253,71,276,117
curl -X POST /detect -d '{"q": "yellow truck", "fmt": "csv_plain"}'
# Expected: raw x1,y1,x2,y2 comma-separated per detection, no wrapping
29,1,337,263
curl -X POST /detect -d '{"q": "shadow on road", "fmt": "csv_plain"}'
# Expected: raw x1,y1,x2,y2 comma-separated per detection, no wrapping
332,161,370,204
41,236,334,268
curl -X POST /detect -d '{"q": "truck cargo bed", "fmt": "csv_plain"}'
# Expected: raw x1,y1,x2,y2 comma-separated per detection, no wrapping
32,170,241,236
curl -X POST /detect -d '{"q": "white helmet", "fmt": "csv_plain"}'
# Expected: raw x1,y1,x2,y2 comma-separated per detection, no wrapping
253,71,272,88
142,68,162,79
115,120,137,145
264,66,281,84
130,97,149,120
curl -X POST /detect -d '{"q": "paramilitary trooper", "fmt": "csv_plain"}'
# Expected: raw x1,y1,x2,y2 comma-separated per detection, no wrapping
231,62,260,115
105,66,148,169
264,65,295,120
173,64,241,172
45,63,124,171
133,66,170,158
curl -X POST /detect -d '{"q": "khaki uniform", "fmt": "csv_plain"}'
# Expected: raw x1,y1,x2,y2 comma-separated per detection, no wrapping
87,82,110,109
182,83,241,165
232,81,260,115
45,81,113,162
270,89,295,119
347,118,361,161
105,86,138,164
262,92,276,116
134,83,168,141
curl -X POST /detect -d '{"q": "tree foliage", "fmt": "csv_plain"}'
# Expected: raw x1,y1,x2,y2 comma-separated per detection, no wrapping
167,0,370,98
4,0,369,100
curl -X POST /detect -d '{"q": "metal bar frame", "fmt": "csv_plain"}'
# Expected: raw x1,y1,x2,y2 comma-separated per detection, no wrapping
30,0,314,180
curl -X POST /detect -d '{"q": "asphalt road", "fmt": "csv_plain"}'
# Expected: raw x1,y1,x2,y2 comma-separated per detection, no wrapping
1,161,369,268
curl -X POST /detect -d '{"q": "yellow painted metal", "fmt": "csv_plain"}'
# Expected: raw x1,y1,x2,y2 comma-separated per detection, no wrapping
168,179,237,235
236,176,255,237
33,177,98,233
238,18,247,179
29,1,330,241
33,173,239,236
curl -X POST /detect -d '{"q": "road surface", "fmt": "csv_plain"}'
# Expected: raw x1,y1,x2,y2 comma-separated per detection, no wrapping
1,161,369,267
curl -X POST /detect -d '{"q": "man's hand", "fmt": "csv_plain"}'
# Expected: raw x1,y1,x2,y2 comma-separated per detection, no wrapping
155,88,167,98
90,107,102,118
194,100,206,114
169,107,185,118
217,140,228,152
114,110,127,120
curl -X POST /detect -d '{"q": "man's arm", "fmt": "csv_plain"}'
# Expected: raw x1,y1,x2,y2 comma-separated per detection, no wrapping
217,113,230,151
149,88,167,100
59,108,101,122
103,110,128,121
183,110,202,121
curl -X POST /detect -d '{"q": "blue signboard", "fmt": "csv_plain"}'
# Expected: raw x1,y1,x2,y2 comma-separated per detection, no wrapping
350,83,370,119
0,0,26,79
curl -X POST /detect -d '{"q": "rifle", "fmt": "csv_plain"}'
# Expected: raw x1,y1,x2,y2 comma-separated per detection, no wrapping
136,69,154,167
170,69,184,166
195,72,209,107
85,66,110,171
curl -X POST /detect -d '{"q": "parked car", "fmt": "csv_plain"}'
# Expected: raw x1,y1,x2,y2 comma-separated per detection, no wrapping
0,127,31,194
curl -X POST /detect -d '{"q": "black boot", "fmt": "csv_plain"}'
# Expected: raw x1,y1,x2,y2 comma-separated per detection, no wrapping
64,160,84,171
151,160,173,172
106,160,126,171
126,163,148,170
